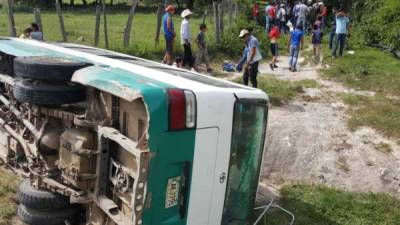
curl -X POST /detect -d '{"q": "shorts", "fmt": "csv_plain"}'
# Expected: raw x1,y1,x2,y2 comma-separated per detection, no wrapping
195,48,210,65
165,37,174,54
270,43,278,56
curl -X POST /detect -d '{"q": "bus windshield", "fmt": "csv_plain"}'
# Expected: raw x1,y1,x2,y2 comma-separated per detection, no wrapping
222,99,268,225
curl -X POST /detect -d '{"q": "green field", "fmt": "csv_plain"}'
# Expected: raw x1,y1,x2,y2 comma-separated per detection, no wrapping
0,10,216,59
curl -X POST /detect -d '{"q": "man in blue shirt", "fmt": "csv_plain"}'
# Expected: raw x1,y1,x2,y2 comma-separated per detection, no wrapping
162,5,176,65
239,29,262,88
332,9,350,57
287,24,304,72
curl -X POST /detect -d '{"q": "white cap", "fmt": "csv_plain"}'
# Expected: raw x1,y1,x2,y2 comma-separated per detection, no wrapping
181,9,194,18
238,29,250,38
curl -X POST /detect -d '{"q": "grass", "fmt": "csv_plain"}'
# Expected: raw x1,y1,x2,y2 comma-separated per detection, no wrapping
321,42,400,139
374,142,393,154
0,10,217,59
322,47,400,97
340,94,400,139
0,167,19,225
260,184,400,225
234,76,316,106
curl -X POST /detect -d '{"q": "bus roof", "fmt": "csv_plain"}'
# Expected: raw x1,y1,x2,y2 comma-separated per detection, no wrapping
0,38,268,101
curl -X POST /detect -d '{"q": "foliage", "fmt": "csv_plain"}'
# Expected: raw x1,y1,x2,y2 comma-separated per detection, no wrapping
261,184,400,225
0,168,19,225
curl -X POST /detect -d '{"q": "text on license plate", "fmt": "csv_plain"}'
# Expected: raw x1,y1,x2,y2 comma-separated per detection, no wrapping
165,176,181,208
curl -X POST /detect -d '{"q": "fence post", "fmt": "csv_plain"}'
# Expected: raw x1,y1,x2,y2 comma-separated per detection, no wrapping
6,0,17,37
34,8,43,36
94,4,101,46
55,1,68,42
218,1,224,36
213,1,220,46
123,0,139,47
102,1,109,49
155,4,164,44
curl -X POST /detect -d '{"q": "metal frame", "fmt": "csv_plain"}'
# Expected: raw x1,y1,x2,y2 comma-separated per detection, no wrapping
253,195,295,225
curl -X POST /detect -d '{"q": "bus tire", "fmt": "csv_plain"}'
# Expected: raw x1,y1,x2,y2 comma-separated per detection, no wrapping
14,56,90,82
17,180,70,211
18,204,80,225
13,79,86,106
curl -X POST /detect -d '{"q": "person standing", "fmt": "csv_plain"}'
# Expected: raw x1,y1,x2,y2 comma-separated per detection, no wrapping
162,5,176,65
252,2,260,24
287,24,304,72
277,4,287,33
30,23,43,41
332,9,350,57
269,25,280,70
195,24,212,73
265,2,272,32
312,24,323,61
267,2,277,32
296,1,309,33
180,9,194,69
319,2,328,29
238,29,262,88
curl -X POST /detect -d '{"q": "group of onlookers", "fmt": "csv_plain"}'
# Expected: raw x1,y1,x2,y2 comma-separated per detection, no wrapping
161,5,212,72
160,1,351,89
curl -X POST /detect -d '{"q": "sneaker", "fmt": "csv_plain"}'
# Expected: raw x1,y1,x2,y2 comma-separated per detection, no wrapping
274,64,278,68
269,63,274,71
289,67,293,72
293,67,298,72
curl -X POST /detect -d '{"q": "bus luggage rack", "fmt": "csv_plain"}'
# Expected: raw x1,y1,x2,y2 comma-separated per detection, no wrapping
253,192,295,225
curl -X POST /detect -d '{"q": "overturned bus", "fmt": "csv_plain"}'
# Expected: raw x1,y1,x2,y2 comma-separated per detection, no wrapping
0,38,269,225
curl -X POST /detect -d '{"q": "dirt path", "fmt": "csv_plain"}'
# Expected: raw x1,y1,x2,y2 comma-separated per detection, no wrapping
255,54,400,197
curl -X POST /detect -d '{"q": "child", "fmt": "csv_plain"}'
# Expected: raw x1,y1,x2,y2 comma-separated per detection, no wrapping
315,16,323,29
312,24,323,61
269,25,280,70
19,28,32,39
195,24,213,73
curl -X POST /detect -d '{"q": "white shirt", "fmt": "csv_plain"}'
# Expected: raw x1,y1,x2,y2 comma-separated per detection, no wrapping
180,19,191,45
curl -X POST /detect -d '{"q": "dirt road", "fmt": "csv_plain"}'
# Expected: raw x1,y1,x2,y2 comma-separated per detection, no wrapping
254,55,400,197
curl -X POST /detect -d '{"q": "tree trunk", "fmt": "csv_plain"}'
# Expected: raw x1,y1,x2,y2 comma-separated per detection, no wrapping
82,0,88,7
70,0,74,6
218,1,224,36
213,1,220,46
155,4,164,44
55,1,67,42
34,8,43,37
6,0,16,37
102,1,109,49
123,0,139,46
94,4,101,46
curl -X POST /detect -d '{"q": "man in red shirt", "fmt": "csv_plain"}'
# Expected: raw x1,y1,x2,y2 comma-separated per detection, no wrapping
252,2,260,24
319,2,328,29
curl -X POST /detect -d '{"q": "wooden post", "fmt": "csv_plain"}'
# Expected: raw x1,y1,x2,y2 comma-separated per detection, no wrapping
6,0,17,37
218,1,224,36
213,1,220,46
34,8,43,35
123,0,139,47
155,4,164,44
94,4,101,47
102,1,109,49
202,9,208,25
55,1,68,42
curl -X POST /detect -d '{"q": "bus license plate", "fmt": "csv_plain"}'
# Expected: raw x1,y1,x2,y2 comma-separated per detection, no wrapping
165,176,181,208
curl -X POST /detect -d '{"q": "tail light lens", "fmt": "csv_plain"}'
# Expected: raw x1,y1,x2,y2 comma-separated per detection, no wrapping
168,89,196,130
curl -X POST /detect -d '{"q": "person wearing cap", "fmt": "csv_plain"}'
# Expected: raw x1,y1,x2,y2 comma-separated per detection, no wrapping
162,5,176,65
332,8,350,57
238,29,263,88
180,9,194,69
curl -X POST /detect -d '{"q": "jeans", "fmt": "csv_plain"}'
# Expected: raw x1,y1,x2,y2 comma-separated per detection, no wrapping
182,43,194,68
243,61,259,88
289,45,300,69
332,33,346,56
329,31,336,49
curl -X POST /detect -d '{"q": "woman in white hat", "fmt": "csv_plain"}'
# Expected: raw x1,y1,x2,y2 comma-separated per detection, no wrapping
180,9,194,69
